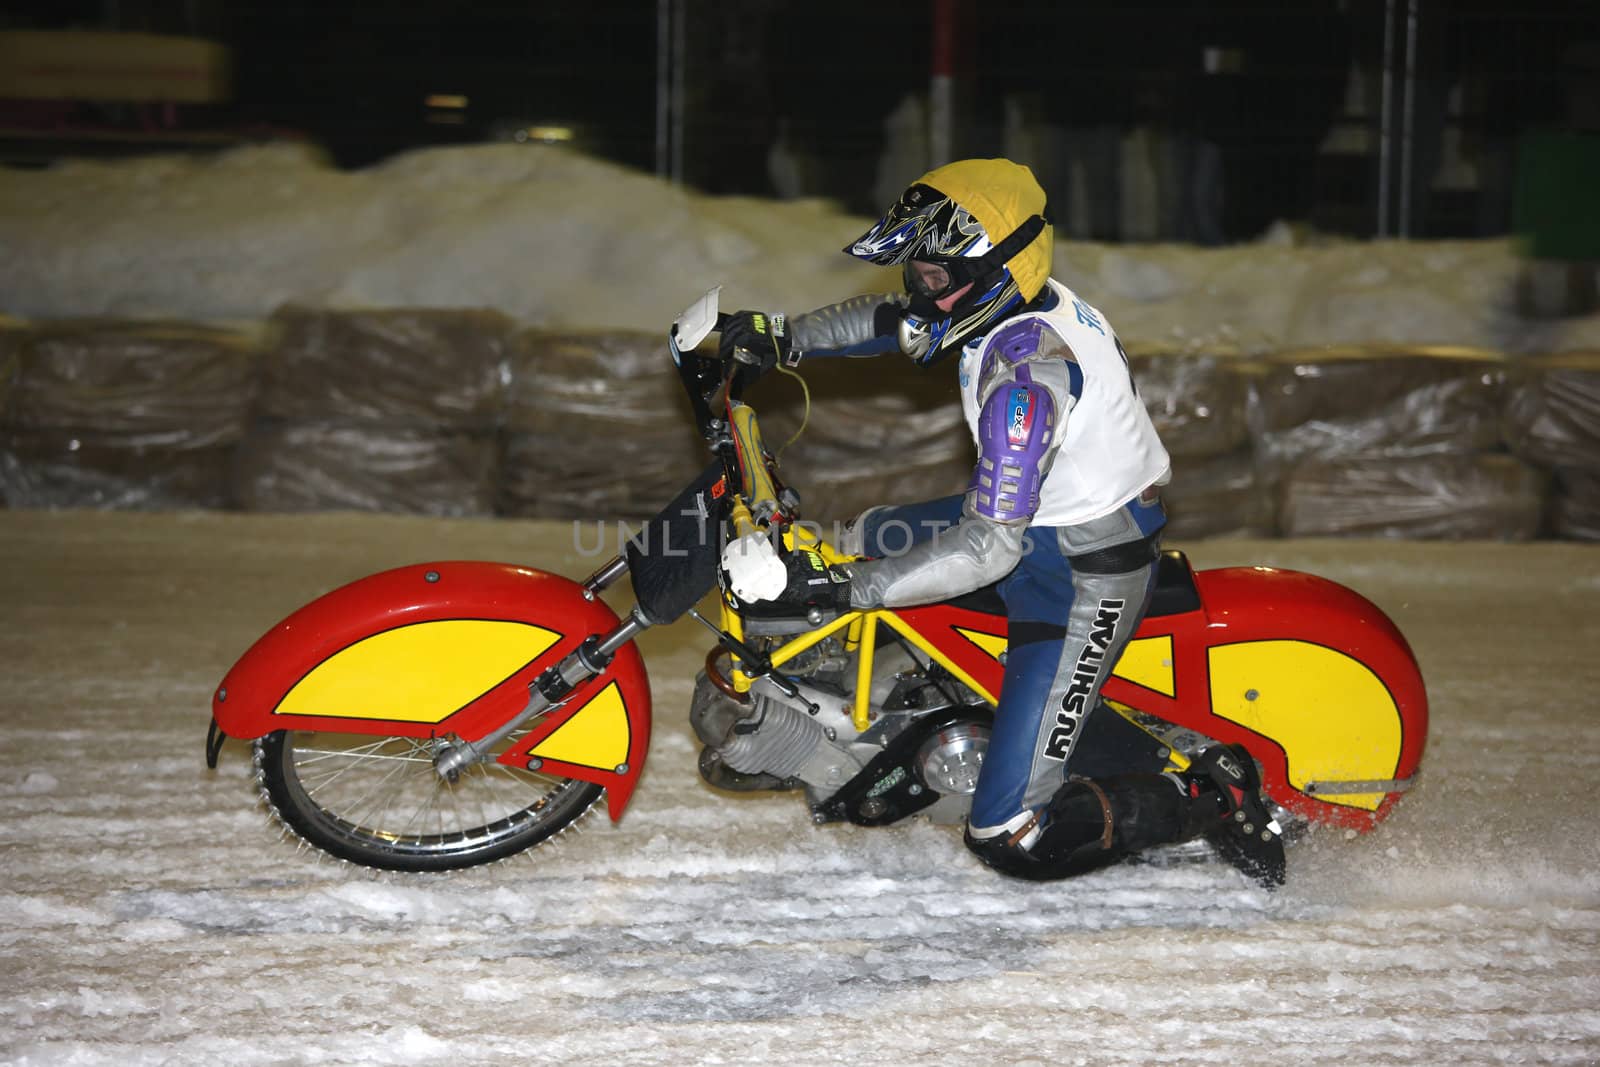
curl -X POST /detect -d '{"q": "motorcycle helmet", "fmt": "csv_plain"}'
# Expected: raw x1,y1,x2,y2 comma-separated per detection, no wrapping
844,158,1053,366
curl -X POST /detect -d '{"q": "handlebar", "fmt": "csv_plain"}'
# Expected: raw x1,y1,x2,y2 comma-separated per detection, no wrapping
670,310,766,439
668,304,790,531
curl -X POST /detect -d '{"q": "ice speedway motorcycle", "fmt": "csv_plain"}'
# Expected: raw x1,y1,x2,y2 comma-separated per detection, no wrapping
206,289,1429,877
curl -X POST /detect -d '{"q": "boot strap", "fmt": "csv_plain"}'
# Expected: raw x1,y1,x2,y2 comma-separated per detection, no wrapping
1005,778,1118,853
1004,811,1042,849
1069,775,1116,850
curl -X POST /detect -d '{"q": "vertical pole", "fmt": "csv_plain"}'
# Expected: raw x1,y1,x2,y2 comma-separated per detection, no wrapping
655,0,687,185
655,0,671,179
929,0,959,167
671,0,687,185
1377,0,1396,237
1398,0,1419,237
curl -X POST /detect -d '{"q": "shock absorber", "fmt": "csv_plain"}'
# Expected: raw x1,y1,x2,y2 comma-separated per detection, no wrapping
431,607,651,781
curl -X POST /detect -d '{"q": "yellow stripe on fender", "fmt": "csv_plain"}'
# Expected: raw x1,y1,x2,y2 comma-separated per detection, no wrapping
1209,640,1402,810
956,628,1175,700
529,681,630,771
955,626,1007,661
1112,635,1175,697
276,620,561,723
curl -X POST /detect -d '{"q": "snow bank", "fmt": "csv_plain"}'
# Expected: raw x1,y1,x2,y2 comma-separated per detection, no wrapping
4,142,1598,354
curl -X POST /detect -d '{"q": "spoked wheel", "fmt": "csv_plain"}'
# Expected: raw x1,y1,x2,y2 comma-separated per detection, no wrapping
253,729,603,871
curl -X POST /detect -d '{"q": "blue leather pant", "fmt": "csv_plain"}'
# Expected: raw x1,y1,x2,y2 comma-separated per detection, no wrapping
853,494,1164,831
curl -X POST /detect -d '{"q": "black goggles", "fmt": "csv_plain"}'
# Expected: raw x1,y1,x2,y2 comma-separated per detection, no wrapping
903,258,974,301
898,210,1050,302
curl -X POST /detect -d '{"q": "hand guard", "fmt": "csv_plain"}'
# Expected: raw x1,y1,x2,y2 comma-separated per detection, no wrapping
718,310,793,374
721,531,787,602
737,547,852,619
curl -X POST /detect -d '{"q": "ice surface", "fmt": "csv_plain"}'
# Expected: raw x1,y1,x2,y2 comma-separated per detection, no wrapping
3,143,1598,355
2,509,1597,1064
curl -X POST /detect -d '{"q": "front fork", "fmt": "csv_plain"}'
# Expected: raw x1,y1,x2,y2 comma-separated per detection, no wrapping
431,555,644,781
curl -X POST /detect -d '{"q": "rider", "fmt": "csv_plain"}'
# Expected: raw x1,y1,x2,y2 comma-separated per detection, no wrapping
718,158,1284,887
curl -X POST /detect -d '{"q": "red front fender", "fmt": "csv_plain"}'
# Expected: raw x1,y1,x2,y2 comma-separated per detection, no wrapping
212,562,652,820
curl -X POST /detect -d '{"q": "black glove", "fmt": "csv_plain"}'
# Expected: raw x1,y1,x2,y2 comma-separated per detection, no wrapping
718,310,793,374
740,547,852,619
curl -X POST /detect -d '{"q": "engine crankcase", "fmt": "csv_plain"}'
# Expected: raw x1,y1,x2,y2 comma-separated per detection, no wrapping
813,707,995,827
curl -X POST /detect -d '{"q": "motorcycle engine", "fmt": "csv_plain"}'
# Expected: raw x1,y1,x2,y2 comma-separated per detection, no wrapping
691,673,868,794
690,649,992,826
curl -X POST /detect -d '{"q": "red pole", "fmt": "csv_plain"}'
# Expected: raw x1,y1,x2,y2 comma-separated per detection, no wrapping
929,0,971,164
931,0,957,78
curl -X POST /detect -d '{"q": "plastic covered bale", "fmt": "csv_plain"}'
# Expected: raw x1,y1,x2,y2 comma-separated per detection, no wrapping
258,307,513,428
1501,352,1600,473
504,329,689,431
499,329,706,519
1550,467,1600,540
4,321,257,444
751,356,971,525
1126,347,1251,461
782,444,975,531
0,321,257,509
499,430,711,521
1159,450,1275,540
233,421,499,517
0,324,21,500
0,431,236,510
0,316,23,417
1248,346,1509,475
1278,454,1548,540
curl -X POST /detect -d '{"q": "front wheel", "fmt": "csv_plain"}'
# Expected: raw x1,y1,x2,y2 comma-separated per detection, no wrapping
253,730,603,871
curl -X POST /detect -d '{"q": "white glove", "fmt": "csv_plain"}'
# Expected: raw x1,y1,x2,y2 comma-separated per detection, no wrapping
721,531,788,602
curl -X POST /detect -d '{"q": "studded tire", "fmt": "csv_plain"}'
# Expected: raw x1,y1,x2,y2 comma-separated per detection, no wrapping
254,729,603,872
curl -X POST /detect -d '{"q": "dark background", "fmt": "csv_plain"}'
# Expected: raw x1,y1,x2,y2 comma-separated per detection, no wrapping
2,0,1597,244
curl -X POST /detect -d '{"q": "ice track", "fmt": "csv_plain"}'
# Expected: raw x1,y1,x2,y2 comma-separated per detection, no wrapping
2,510,1597,1065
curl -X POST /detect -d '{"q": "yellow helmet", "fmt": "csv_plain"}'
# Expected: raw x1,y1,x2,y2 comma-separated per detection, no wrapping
844,158,1053,363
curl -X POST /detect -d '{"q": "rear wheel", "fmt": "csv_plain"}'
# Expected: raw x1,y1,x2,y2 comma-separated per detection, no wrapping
254,729,602,871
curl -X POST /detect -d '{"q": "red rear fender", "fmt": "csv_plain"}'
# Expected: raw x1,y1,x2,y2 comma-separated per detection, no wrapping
1167,565,1429,830
211,562,652,819
896,562,1428,832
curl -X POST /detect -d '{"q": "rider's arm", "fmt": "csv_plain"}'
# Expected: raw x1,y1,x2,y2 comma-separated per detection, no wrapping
840,327,1080,609
841,501,1030,609
789,293,909,359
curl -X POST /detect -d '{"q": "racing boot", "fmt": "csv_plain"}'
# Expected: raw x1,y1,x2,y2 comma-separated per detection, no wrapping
966,773,1204,881
964,748,1285,887
1179,744,1286,889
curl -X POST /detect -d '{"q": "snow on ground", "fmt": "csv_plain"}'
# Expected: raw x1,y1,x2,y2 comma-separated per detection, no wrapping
3,508,1598,1065
3,142,1599,355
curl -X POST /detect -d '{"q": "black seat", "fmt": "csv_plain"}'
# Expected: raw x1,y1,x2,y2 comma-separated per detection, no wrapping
1146,550,1201,617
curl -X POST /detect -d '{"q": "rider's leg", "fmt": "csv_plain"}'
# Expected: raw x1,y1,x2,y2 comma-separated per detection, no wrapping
961,522,1284,886
839,494,965,559
964,524,1181,878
